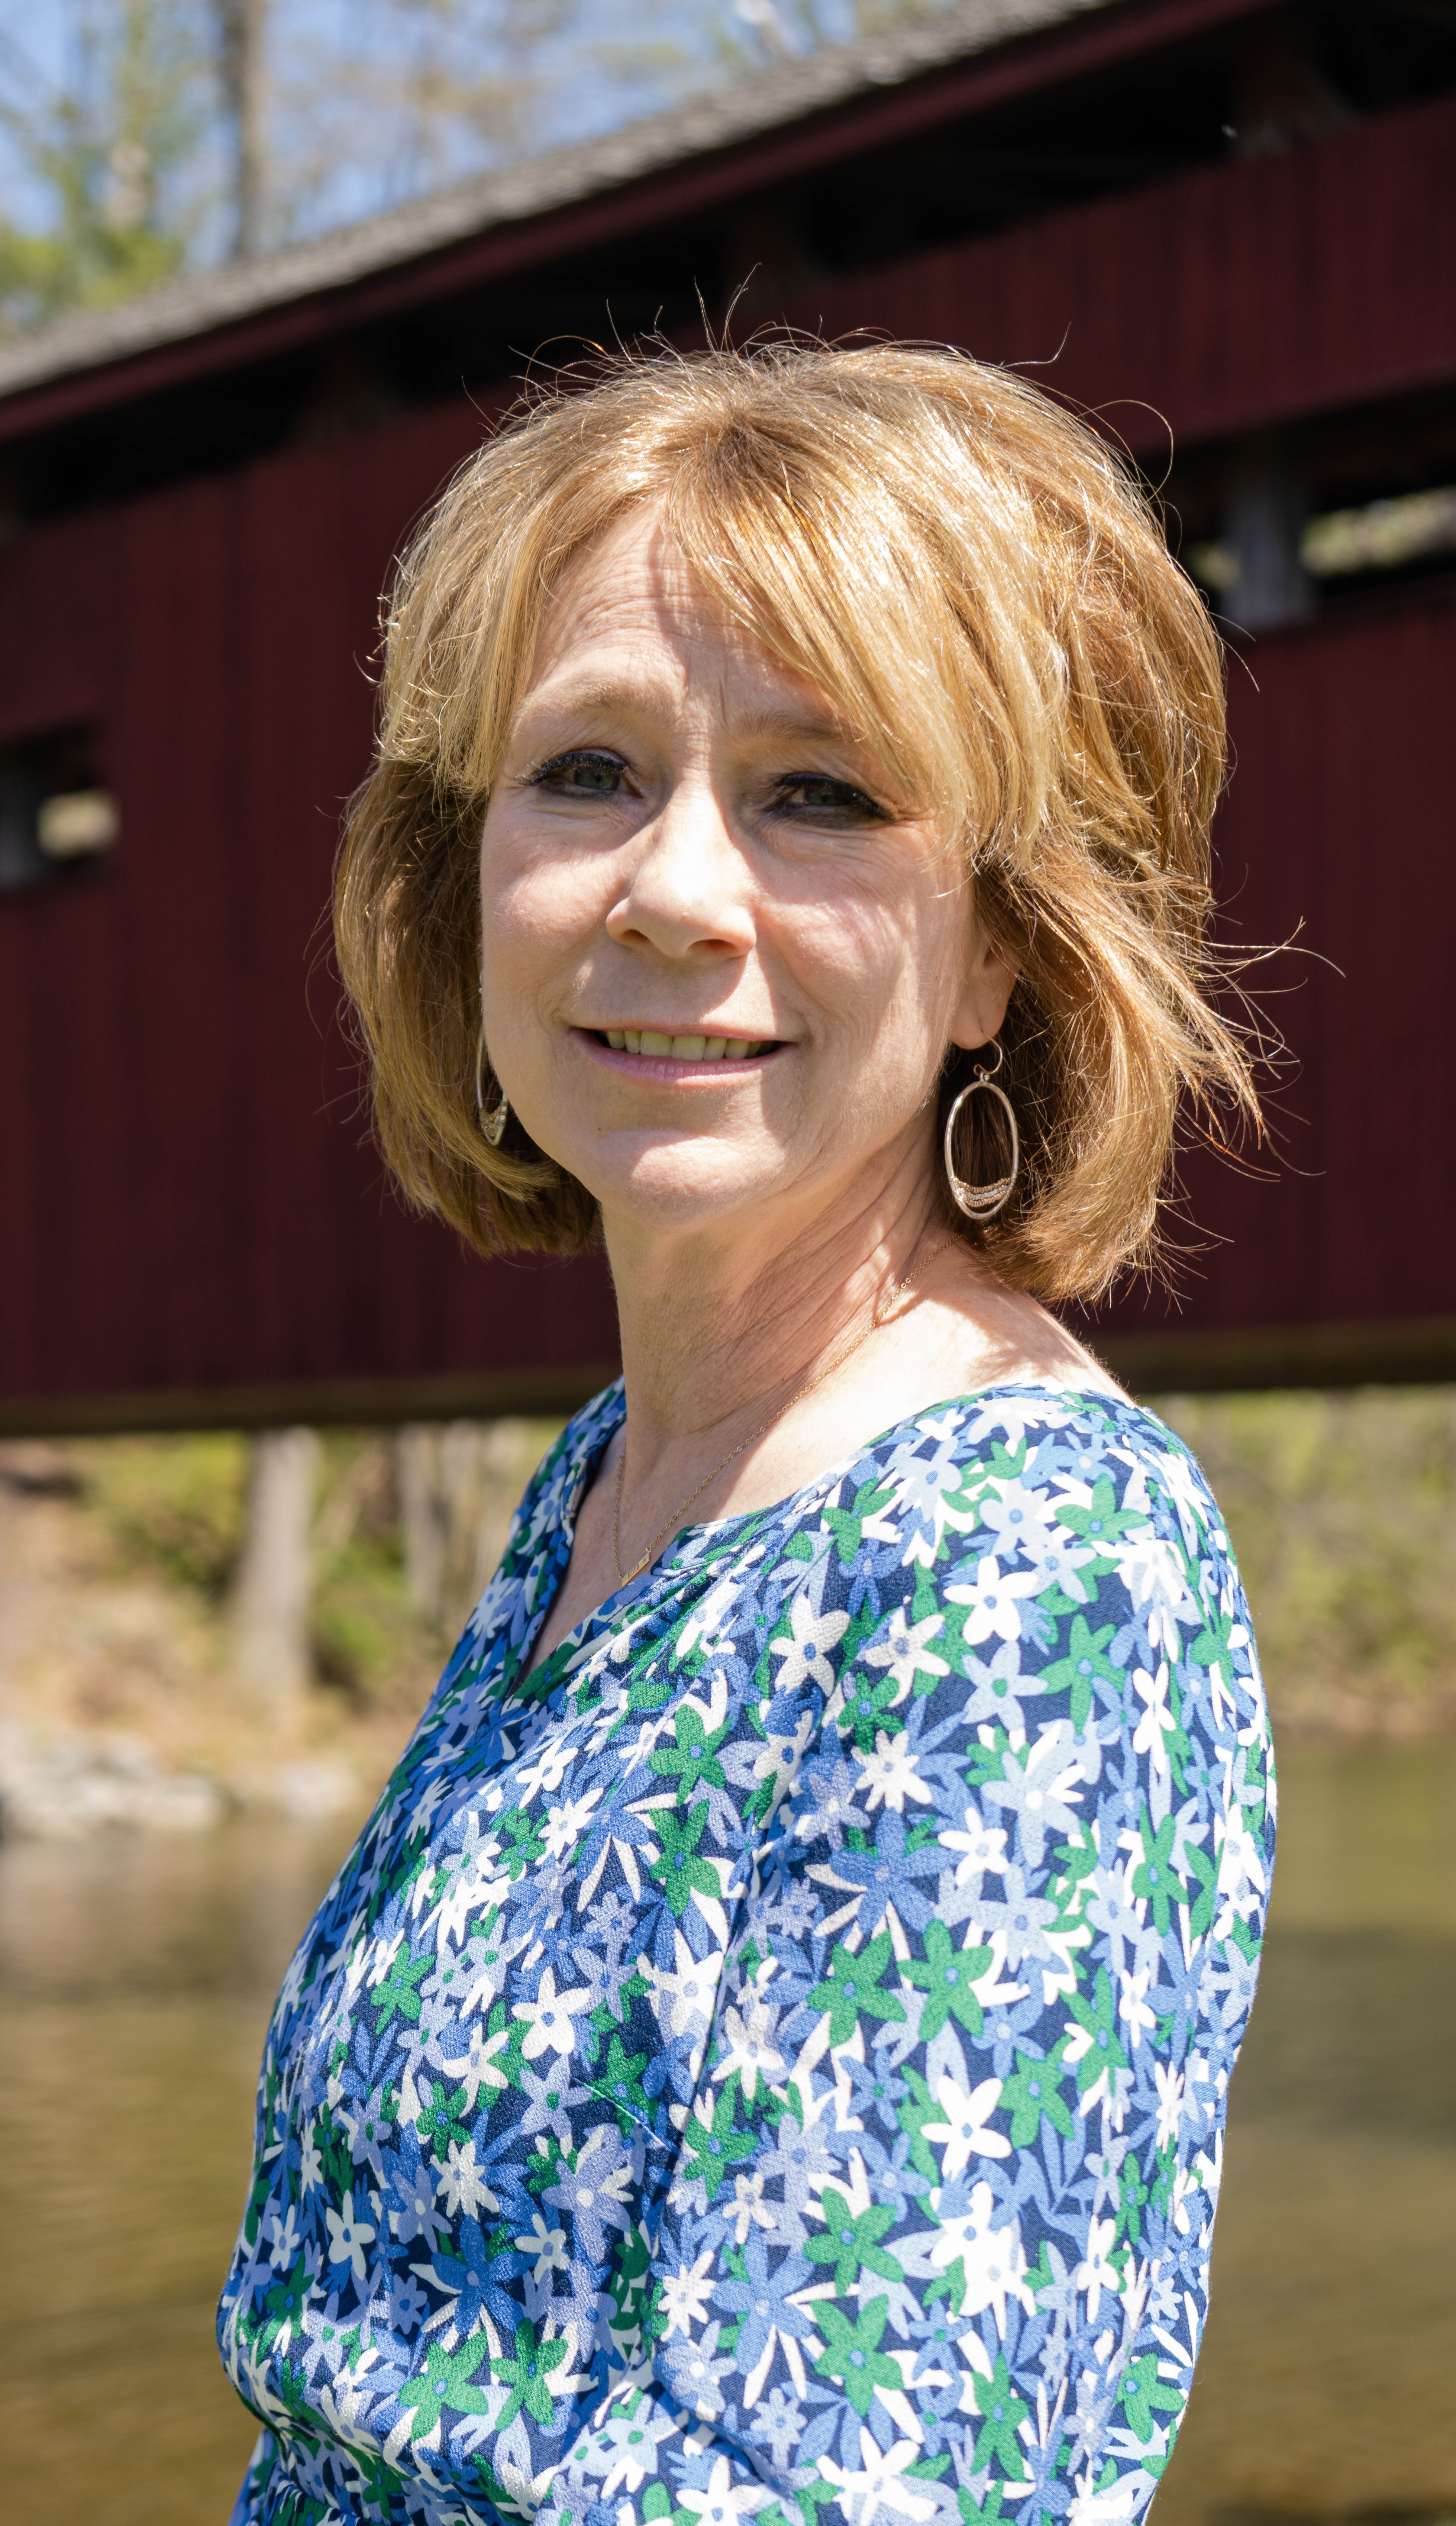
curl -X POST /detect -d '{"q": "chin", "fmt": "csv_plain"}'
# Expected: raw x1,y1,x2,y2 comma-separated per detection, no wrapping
589,1143,797,1228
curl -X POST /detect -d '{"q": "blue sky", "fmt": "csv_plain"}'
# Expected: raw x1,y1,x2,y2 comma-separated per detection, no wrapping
0,2,911,250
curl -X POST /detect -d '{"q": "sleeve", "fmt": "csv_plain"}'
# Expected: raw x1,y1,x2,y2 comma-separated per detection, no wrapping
540,1433,1274,2526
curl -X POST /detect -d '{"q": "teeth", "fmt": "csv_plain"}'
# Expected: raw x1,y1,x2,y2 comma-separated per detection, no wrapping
603,1030,770,1059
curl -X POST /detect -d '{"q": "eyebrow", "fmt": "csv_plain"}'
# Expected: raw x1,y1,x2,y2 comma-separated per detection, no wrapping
731,705,857,749
516,679,857,752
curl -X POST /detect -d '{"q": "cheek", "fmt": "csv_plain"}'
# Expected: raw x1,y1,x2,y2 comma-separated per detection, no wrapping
784,878,960,1056
479,821,605,983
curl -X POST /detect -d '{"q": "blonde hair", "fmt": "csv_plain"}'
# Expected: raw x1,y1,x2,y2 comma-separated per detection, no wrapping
335,341,1256,1301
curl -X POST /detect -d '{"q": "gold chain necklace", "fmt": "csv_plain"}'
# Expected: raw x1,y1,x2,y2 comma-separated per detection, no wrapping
611,1240,950,1587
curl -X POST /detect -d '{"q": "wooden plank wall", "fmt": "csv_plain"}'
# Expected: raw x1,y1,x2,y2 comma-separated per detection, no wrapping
1,90,1453,1417
800,83,1456,451
0,403,620,1420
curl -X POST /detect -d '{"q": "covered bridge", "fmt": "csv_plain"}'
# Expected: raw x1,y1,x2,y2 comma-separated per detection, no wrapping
1,0,1453,1433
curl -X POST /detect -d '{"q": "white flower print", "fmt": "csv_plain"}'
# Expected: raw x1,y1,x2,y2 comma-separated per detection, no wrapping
658,2249,716,2337
1153,2060,1185,2151
939,1806,1010,1887
514,2212,569,2281
587,2394,682,2496
542,1785,604,1859
217,1385,1271,2526
982,1725,1089,1866
266,2205,301,2270
435,2140,500,2219
710,1993,786,2100
769,1588,850,1693
861,1607,950,1699
639,1930,728,2045
511,1967,594,2061
322,2191,375,2286
724,2169,777,2244
920,2073,1012,2176
1131,1665,1176,1775
927,2182,1035,2325
946,1554,1043,1645
821,2431,940,2526
677,2454,770,2522
853,1730,933,1812
430,2019,511,2107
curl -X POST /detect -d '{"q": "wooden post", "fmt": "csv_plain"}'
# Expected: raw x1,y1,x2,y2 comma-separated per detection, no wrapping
229,1426,318,1709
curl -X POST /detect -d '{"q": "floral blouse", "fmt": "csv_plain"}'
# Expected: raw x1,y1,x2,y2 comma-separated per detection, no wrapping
219,1382,1273,2526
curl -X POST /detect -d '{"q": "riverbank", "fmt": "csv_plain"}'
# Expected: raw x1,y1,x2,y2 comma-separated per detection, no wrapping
0,1387,1452,1839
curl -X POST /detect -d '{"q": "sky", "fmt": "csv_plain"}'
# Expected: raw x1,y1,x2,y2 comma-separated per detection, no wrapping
0,1,917,252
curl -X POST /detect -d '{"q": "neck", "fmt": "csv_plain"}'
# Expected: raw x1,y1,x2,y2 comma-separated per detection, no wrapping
600,1139,945,1475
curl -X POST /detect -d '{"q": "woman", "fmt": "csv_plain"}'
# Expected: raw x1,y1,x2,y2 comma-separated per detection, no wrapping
219,345,1273,2526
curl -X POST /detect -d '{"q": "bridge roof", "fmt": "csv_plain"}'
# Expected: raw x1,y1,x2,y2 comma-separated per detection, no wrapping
0,0,1251,434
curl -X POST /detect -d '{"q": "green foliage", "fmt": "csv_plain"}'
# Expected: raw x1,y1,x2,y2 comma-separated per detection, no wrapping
72,1425,438,1703
1159,1387,1456,1731
77,1428,248,1598
0,1,210,333
309,1431,428,1698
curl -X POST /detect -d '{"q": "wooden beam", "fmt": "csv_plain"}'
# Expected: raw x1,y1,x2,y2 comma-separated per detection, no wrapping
1098,1316,1456,1397
0,1320,1450,1439
0,1362,619,1440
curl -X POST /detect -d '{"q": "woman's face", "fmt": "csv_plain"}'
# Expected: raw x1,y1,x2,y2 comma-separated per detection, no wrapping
479,509,1013,1245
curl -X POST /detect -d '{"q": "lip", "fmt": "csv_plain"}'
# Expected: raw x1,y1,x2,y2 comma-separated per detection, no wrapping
573,1026,787,1080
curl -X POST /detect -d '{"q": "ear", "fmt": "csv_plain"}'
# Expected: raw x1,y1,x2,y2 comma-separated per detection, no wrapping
949,922,1019,1053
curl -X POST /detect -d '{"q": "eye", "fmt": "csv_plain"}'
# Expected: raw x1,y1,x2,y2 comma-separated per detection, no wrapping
772,772,888,825
529,749,630,797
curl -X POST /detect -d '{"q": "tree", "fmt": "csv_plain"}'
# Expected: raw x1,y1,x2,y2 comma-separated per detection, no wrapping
0,3,212,330
0,0,950,333
213,0,264,255
227,1427,319,1709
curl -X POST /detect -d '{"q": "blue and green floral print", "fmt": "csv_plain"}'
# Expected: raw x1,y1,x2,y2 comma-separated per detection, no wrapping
219,1382,1273,2526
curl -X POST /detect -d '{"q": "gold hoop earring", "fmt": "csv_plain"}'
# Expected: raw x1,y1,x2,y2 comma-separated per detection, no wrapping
943,1039,1019,1223
475,1027,509,1148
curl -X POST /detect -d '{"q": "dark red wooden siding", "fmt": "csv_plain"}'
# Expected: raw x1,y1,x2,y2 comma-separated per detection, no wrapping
0,401,619,1414
798,84,1456,451
1092,586,1456,1351
1,97,1453,1417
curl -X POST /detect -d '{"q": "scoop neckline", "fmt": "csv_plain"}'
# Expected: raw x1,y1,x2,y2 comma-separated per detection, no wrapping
509,1378,1142,1702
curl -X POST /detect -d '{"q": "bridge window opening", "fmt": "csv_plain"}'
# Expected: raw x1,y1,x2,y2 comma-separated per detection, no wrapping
0,727,117,894
1185,481,1456,621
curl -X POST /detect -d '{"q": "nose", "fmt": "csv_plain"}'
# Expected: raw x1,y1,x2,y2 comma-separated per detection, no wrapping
604,777,756,965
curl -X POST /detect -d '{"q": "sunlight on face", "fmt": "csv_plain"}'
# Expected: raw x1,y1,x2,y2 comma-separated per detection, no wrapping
478,509,1011,1245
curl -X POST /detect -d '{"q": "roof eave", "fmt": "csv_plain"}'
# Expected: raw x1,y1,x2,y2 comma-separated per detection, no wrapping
0,0,1260,439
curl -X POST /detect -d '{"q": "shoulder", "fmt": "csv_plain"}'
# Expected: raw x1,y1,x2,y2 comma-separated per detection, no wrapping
839,1385,1265,1743
852,1384,1229,1572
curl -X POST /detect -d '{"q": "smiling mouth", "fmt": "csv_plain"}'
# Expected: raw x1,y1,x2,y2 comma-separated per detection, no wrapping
594,1029,775,1061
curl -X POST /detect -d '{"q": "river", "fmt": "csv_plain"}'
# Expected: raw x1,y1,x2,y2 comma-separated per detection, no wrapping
1,1739,1453,2525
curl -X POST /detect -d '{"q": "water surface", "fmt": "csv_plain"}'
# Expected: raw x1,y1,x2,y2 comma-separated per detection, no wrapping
1,1743,1453,2525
